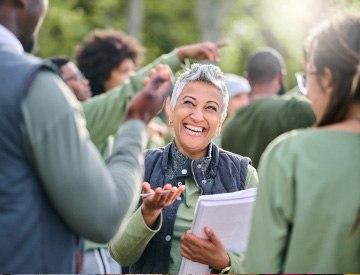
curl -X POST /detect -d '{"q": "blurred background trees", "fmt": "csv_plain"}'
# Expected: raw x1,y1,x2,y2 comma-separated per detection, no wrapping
37,0,359,88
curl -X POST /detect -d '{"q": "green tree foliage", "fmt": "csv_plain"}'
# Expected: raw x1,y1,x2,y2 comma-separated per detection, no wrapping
37,0,359,88
141,0,200,64
37,0,129,58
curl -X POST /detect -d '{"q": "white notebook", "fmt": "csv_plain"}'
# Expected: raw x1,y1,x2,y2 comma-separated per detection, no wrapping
178,187,257,274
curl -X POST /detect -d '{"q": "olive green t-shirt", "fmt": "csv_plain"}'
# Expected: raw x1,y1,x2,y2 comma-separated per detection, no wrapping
244,129,360,273
221,94,316,168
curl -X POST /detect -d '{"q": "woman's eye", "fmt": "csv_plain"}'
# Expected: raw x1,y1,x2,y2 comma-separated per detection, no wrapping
184,100,194,106
206,106,217,112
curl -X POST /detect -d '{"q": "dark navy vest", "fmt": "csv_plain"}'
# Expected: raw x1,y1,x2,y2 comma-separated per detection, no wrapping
0,45,80,273
130,142,250,273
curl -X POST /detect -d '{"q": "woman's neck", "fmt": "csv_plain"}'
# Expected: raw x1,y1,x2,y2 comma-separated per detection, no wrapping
173,140,209,160
322,114,360,132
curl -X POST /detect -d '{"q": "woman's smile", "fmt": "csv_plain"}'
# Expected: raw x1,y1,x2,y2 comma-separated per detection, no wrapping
171,81,223,159
184,124,205,136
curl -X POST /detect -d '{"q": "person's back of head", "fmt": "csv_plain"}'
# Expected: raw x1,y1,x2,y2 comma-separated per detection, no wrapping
221,51,315,168
246,47,287,100
304,13,360,127
76,28,144,95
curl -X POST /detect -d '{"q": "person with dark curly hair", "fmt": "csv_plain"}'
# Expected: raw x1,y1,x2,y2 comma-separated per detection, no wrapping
76,29,144,95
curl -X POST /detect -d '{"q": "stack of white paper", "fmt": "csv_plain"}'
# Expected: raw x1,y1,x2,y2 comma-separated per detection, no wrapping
179,187,257,274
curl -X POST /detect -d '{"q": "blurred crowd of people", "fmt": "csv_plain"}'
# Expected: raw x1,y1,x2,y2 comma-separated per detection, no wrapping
0,0,359,274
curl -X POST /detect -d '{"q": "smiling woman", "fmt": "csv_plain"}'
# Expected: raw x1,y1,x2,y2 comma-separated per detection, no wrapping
109,63,259,274
168,65,227,159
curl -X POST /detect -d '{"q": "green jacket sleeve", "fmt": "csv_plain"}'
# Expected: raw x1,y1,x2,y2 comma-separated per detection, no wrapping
82,50,181,158
22,70,148,244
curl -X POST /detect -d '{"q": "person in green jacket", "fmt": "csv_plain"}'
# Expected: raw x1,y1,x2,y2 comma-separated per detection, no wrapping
51,41,227,273
221,48,316,168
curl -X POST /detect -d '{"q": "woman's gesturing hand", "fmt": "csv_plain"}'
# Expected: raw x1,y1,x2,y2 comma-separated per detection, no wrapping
141,181,185,228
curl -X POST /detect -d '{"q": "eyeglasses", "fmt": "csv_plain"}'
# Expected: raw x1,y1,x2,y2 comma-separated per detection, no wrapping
295,72,307,95
64,72,86,82
295,71,318,95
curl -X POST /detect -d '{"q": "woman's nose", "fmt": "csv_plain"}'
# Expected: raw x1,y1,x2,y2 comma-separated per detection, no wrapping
190,108,205,122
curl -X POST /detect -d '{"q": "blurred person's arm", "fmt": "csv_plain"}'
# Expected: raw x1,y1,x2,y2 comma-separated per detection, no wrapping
21,68,170,243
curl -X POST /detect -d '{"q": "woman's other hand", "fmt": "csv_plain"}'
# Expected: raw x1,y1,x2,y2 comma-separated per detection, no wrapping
181,226,230,271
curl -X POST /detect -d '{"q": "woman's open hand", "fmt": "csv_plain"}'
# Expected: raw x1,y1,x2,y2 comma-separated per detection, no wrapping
141,182,185,228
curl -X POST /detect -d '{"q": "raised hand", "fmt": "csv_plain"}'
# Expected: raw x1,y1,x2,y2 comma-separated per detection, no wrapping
180,226,230,270
124,64,174,124
177,41,229,63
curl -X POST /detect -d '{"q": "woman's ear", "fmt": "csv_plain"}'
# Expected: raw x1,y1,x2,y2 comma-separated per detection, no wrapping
216,121,223,136
320,68,334,95
165,96,174,125
216,127,222,136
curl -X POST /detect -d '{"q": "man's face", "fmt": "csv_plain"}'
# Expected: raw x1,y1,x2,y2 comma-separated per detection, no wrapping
19,0,48,53
61,62,92,101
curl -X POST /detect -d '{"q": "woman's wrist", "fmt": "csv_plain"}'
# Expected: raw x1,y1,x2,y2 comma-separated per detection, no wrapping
141,203,161,228
210,253,231,273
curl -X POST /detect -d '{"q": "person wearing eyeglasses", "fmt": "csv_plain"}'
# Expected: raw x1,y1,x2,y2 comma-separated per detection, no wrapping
242,13,360,273
50,57,92,101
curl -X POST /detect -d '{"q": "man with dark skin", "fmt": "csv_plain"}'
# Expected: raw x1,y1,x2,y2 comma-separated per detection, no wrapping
0,0,175,272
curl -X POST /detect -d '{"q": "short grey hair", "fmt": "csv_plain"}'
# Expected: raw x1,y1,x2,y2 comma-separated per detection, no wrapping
170,63,229,122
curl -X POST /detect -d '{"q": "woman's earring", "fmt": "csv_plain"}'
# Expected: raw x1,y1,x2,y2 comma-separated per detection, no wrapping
216,128,221,136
